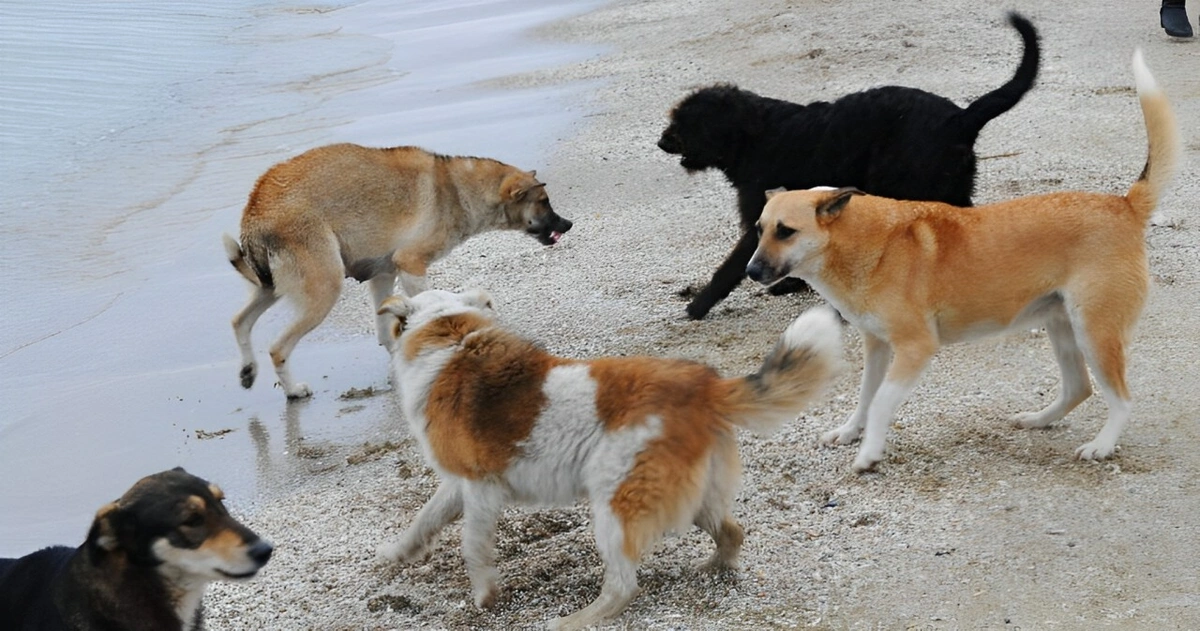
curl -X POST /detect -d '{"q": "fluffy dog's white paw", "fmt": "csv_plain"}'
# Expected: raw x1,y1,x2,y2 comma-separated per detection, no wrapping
376,540,402,564
473,582,498,609
1075,440,1117,461
376,537,424,564
851,445,884,473
821,424,862,446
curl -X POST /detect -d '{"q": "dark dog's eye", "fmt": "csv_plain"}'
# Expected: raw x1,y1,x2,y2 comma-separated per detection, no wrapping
181,513,204,529
775,226,797,239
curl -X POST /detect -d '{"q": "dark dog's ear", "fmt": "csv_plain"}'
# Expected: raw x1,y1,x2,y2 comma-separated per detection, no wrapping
815,187,864,219
764,187,788,200
86,502,121,554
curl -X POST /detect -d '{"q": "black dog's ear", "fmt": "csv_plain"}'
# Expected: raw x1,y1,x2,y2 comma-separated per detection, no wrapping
815,187,864,218
764,187,788,200
86,502,121,555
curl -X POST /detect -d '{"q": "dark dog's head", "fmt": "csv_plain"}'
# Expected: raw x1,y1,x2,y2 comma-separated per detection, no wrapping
658,84,765,173
86,468,272,583
747,187,863,285
500,170,573,245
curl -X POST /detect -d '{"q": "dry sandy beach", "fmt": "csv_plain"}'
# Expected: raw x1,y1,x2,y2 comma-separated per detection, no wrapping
208,0,1199,628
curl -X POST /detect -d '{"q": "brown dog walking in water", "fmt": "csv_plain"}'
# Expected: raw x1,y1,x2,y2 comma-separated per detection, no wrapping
747,50,1178,472
223,143,572,399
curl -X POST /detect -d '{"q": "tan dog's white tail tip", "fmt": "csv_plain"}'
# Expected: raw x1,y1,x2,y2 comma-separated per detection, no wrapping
1132,48,1158,96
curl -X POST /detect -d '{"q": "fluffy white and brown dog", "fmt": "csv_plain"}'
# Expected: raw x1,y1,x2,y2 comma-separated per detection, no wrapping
746,50,1179,473
374,289,841,630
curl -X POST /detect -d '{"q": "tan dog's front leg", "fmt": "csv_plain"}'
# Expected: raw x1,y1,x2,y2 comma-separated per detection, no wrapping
851,338,934,472
368,273,398,347
393,251,430,297
822,333,890,446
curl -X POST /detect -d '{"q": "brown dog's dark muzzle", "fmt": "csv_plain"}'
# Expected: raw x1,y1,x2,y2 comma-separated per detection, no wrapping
657,130,681,154
532,211,573,245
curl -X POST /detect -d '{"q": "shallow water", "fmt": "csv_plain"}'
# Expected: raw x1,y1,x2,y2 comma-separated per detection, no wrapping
0,0,601,555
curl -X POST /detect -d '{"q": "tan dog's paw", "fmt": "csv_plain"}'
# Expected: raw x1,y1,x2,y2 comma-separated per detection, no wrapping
1075,440,1117,461
820,425,861,446
1010,410,1059,429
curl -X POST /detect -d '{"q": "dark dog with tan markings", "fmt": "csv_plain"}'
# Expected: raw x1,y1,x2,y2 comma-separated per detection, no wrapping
747,50,1179,473
374,289,841,630
223,143,573,398
0,468,272,631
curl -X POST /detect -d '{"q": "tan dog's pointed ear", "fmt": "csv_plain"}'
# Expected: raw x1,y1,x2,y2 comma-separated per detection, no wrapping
815,187,864,219
764,187,788,200
528,169,537,179
462,288,495,312
88,502,120,552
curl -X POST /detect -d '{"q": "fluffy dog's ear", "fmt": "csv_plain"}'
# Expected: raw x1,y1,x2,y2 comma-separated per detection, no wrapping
376,295,414,318
377,295,413,342
815,187,864,219
462,288,496,312
765,187,788,200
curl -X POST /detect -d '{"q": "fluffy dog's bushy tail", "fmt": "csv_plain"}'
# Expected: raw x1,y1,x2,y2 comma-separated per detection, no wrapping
1126,49,1181,222
715,307,842,434
955,12,1039,139
223,233,274,289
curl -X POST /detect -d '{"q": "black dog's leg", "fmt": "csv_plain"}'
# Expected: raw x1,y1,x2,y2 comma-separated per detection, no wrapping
686,228,759,320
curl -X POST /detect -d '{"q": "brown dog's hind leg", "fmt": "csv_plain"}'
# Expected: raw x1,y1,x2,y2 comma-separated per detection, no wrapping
268,259,342,399
232,286,279,389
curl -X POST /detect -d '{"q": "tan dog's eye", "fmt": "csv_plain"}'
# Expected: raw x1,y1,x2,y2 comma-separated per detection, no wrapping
775,225,797,239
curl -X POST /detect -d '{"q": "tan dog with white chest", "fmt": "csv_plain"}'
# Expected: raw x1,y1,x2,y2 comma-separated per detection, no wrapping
374,289,841,630
746,50,1179,473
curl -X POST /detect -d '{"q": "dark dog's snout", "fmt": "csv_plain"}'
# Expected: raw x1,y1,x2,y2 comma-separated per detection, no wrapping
657,130,681,154
247,540,274,566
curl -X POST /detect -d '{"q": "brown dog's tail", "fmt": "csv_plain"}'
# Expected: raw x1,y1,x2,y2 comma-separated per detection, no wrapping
222,233,274,288
714,307,842,434
1126,49,1181,222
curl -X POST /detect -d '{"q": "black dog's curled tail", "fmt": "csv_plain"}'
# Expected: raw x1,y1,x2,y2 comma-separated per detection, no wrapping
955,12,1040,139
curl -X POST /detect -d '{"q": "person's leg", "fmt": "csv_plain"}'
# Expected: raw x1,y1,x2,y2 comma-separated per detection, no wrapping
1161,0,1193,37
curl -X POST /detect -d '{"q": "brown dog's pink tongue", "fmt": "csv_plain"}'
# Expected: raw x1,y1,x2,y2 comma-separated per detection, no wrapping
550,231,562,244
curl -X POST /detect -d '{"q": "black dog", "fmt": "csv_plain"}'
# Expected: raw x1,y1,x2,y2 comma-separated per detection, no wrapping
659,12,1039,320
0,468,272,631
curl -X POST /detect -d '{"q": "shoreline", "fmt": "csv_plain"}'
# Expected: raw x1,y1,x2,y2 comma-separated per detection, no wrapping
209,0,1200,628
